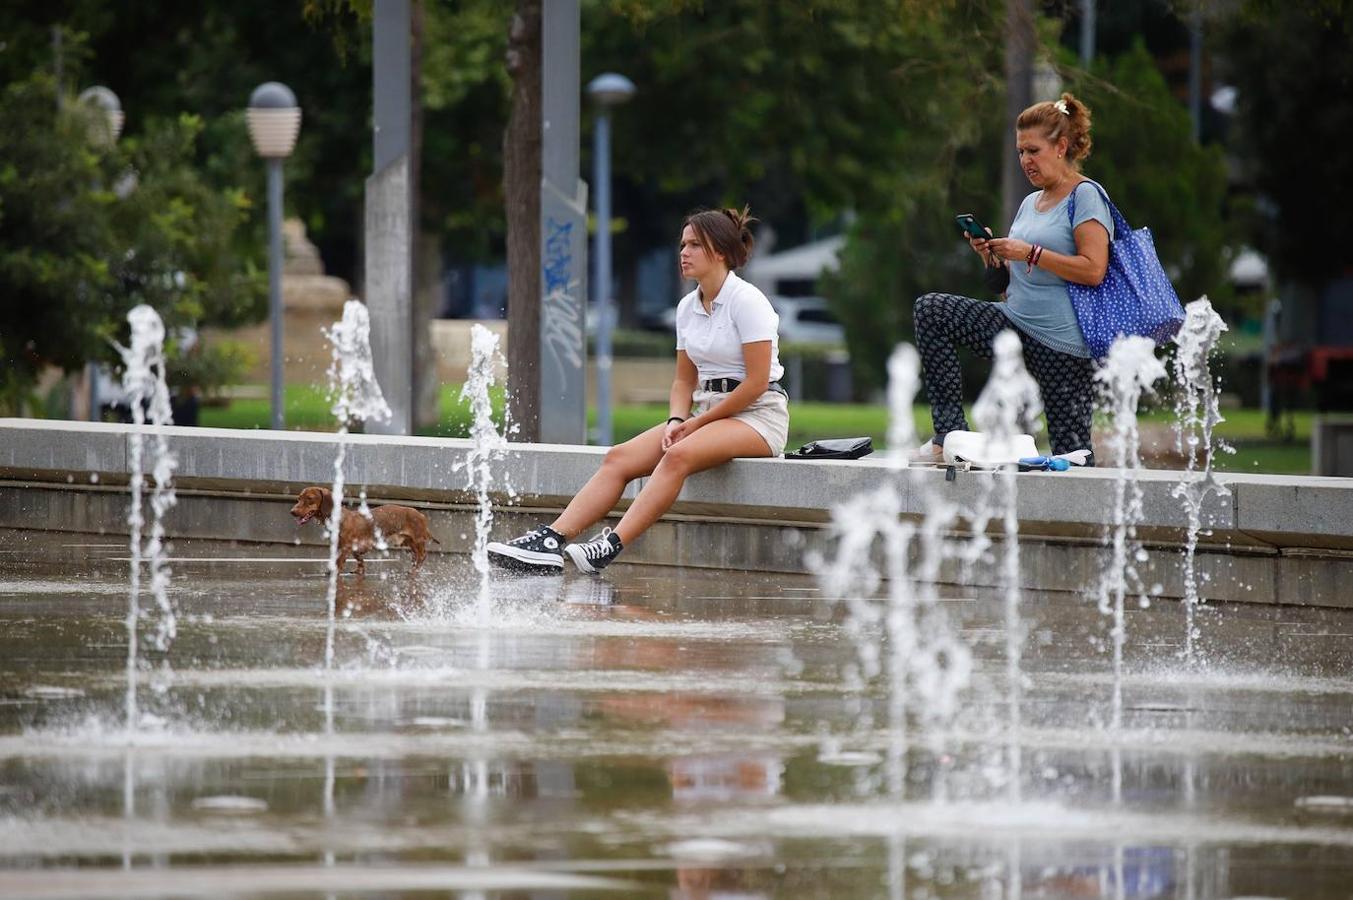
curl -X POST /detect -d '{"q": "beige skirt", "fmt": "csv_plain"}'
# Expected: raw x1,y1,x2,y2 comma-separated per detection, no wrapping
692,388,791,457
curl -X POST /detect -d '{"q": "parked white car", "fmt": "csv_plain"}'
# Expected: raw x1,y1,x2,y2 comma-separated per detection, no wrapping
769,296,846,345
657,295,845,346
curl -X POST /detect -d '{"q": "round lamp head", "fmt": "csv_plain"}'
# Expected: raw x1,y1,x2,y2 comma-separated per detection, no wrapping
586,73,636,107
247,82,301,158
1032,61,1063,103
77,85,125,142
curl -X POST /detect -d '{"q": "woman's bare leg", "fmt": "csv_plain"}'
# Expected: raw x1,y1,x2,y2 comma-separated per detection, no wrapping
550,424,667,539
613,420,771,546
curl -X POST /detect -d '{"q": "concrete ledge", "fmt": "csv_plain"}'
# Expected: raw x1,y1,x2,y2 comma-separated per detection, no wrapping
1,419,128,476
2,419,1351,606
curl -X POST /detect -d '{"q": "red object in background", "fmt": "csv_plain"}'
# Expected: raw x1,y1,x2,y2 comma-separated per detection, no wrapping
1308,346,1353,385
1266,344,1353,430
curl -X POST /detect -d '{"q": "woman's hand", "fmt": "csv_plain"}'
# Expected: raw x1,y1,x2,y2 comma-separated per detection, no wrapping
663,416,698,451
967,229,1002,268
985,237,1034,264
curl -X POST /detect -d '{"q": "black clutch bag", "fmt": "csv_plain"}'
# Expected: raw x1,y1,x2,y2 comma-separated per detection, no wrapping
784,436,874,460
983,261,1011,295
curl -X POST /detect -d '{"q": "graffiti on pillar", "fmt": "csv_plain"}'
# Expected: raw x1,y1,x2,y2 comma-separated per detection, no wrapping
542,216,584,382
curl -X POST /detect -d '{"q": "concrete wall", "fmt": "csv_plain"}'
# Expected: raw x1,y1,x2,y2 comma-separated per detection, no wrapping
1314,415,1353,477
2,419,1351,607
430,320,674,405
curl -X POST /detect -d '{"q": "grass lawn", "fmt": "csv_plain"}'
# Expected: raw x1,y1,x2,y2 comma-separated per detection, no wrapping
201,384,1314,475
605,400,922,453
1140,406,1313,475
200,384,505,436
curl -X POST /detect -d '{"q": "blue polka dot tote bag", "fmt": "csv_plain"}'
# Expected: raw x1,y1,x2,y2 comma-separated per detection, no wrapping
1066,182,1185,360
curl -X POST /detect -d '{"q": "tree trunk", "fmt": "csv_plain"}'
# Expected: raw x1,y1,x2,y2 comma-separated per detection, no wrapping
504,0,542,442
409,0,440,431
1002,0,1035,229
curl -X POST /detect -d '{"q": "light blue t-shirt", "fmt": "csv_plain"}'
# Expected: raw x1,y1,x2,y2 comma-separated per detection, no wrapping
1000,180,1115,358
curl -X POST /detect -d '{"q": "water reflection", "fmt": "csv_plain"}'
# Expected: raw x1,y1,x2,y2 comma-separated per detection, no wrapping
1,550,1353,896
584,597,778,897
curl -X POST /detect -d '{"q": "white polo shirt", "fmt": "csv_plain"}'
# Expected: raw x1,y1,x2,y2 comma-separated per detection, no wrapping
674,271,784,383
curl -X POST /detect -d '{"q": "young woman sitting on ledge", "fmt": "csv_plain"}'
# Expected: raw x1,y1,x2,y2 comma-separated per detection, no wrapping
488,206,789,576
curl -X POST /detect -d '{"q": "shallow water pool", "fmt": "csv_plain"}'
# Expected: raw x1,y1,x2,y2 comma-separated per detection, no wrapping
1,534,1352,897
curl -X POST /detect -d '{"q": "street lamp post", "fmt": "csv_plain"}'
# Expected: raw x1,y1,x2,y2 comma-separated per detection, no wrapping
246,83,302,431
78,86,124,420
77,85,125,143
586,73,635,446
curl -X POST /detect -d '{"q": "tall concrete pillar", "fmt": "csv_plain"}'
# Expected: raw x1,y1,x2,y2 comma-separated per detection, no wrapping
1079,0,1096,68
538,0,588,445
366,0,414,435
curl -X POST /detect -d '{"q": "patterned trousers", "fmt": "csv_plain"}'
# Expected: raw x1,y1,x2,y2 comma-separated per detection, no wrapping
913,292,1095,457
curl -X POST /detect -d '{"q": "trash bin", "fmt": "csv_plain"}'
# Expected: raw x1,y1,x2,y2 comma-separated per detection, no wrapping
824,350,852,403
1313,415,1353,476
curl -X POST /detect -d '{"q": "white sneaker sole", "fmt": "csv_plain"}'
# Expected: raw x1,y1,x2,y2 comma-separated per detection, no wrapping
563,544,601,575
486,542,564,571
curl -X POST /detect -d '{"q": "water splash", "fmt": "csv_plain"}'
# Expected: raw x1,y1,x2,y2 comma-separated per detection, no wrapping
1093,336,1167,732
456,324,510,580
327,300,394,429
356,490,388,552
317,300,392,832
439,325,512,817
115,304,178,735
814,343,971,812
322,300,392,667
1170,297,1233,663
886,344,920,465
972,330,1043,802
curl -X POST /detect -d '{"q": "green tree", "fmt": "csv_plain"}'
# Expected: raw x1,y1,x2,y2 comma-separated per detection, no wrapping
419,1,513,256
0,73,263,413
1215,4,1353,301
1072,40,1231,313
0,1,374,283
0,75,118,408
811,4,1008,394
584,2,993,246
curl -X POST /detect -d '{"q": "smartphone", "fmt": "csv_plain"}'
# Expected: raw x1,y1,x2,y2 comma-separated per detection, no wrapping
954,213,991,241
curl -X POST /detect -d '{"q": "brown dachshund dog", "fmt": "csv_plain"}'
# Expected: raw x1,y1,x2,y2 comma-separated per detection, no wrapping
289,486,439,575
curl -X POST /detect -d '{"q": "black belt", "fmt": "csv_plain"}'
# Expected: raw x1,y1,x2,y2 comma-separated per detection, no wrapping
702,378,788,397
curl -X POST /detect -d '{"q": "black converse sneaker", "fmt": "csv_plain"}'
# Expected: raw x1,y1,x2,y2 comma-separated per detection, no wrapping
563,528,624,575
486,525,565,573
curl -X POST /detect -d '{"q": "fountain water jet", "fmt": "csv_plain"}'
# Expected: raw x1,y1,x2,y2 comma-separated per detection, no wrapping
116,304,179,735
971,330,1043,802
443,323,513,872
885,344,921,466
457,324,511,582
316,299,391,846
321,300,393,667
813,346,917,897
814,343,971,807
1170,297,1233,663
1093,335,1168,733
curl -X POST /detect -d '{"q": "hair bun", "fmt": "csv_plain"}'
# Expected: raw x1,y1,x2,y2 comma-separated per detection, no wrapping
722,206,749,228
724,205,758,242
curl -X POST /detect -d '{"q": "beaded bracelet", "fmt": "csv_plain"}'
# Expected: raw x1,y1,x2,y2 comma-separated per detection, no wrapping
1025,243,1044,273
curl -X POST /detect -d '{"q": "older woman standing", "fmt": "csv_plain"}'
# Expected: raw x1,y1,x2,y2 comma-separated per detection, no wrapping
488,206,789,575
911,92,1113,463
